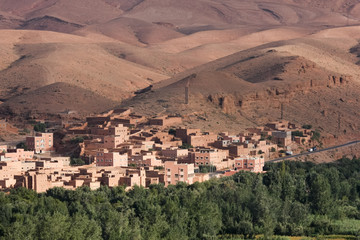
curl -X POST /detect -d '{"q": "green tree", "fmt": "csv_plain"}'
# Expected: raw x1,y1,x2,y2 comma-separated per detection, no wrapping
70,137,84,144
0,157,359,239
5,217,36,240
199,165,216,173
309,173,331,215
67,214,102,240
180,143,193,149
33,123,46,133
16,142,28,150
37,212,70,240
168,129,176,136
71,158,85,166
292,131,304,137
311,130,321,142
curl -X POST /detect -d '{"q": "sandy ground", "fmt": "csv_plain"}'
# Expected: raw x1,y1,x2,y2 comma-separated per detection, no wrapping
291,143,360,163
0,0,359,147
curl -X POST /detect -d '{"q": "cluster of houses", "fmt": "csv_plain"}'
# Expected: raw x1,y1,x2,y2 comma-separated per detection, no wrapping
0,110,315,192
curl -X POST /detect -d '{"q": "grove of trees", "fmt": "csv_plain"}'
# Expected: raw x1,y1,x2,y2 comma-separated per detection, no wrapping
0,157,359,239
33,123,46,133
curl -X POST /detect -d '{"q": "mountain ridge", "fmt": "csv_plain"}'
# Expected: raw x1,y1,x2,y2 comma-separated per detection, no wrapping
0,0,359,137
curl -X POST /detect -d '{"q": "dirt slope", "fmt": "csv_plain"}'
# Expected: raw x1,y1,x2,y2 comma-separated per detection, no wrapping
0,82,120,117
0,0,359,130
0,30,168,108
19,15,83,33
120,27,360,135
82,17,184,45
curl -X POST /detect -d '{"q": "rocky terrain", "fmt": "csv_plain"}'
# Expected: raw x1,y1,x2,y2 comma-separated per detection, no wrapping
0,0,359,137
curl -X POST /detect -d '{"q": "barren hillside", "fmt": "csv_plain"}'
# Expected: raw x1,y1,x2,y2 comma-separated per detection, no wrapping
0,0,359,134
0,30,168,100
0,82,120,117
120,27,360,135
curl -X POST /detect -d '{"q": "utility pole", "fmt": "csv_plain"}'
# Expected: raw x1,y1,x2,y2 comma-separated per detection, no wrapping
280,103,284,120
185,79,190,105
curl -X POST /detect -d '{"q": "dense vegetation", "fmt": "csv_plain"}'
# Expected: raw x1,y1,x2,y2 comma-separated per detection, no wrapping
70,137,85,144
198,165,217,173
70,158,86,166
0,157,359,239
291,131,305,137
33,123,46,133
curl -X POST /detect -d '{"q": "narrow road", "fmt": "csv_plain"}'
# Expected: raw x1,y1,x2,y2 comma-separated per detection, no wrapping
268,140,360,163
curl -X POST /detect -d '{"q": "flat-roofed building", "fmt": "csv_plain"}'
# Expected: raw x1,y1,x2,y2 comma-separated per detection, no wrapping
129,153,162,167
162,148,188,159
187,132,217,147
164,161,194,187
96,149,128,167
3,149,34,161
103,135,125,149
234,156,264,173
189,148,229,168
176,128,201,143
149,116,182,127
26,133,54,153
272,131,292,147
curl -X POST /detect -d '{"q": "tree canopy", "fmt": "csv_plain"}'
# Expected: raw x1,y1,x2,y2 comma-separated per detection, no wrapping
0,157,359,239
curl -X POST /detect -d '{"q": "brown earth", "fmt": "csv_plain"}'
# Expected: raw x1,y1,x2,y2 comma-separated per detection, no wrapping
0,82,120,117
0,0,359,143
120,27,360,136
18,15,83,33
289,143,360,163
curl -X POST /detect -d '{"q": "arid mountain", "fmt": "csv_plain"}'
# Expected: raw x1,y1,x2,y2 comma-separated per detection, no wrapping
19,15,83,33
0,30,167,100
0,0,359,135
0,82,119,117
82,17,184,45
120,26,360,135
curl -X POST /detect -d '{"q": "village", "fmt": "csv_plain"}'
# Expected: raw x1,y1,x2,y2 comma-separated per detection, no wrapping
0,109,317,193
